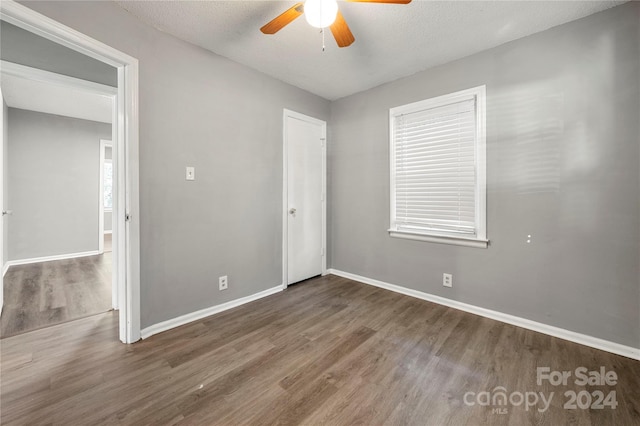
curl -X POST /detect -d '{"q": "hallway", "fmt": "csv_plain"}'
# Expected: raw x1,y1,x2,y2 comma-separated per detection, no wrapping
1,250,112,338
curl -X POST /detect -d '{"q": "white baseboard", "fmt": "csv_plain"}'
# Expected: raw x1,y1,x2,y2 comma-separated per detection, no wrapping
2,262,9,277
327,269,640,361
140,285,285,340
5,250,101,270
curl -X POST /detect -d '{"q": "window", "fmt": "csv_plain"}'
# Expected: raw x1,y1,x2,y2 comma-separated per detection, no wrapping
389,86,487,248
104,160,113,211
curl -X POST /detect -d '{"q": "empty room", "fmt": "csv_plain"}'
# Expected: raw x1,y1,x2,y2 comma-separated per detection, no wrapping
0,0,638,425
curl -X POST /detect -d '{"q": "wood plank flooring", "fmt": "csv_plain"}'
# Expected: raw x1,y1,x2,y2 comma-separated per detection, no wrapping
1,274,638,425
1,253,112,338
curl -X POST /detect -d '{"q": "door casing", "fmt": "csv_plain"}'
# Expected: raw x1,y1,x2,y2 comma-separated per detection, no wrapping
0,87,4,315
282,109,327,289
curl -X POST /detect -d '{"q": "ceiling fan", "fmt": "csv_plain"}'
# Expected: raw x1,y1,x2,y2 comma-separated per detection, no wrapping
260,0,412,48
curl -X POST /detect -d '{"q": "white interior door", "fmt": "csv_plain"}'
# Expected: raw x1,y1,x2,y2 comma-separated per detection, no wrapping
285,110,326,286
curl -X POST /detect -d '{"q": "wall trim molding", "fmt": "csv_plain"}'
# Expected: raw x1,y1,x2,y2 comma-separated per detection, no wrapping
327,269,640,361
140,285,285,340
6,250,101,269
2,262,9,277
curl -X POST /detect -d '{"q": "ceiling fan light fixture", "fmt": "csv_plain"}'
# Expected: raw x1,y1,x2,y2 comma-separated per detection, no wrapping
304,0,339,28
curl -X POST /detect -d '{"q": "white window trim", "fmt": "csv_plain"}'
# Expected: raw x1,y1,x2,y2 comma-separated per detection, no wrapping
389,86,488,248
104,158,113,212
99,139,113,253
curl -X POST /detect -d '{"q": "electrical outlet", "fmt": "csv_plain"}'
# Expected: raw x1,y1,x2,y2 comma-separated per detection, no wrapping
219,275,228,291
443,273,453,288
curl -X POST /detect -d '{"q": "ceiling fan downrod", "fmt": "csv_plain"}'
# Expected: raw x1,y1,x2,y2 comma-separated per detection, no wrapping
322,28,326,52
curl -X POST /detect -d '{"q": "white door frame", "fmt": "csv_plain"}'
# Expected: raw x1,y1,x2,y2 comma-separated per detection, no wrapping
282,109,327,289
0,0,141,343
0,86,4,316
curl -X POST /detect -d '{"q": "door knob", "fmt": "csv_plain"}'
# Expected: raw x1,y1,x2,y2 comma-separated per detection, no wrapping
289,208,297,215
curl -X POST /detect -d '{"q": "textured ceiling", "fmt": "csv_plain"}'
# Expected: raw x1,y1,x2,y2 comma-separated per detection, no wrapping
114,0,625,100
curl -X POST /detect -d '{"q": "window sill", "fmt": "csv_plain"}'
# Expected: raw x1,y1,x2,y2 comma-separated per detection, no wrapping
388,230,488,248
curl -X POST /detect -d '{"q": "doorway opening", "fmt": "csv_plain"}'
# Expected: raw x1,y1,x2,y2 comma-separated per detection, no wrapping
0,63,116,337
0,1,140,343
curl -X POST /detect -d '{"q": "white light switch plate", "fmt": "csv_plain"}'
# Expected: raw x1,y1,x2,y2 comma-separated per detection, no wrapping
186,166,195,181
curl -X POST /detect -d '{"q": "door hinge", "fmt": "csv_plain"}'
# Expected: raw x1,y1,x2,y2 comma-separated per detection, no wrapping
320,138,326,147
125,213,131,222
321,247,325,256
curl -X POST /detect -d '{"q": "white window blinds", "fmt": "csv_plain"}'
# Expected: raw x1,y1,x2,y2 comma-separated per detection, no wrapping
390,86,487,246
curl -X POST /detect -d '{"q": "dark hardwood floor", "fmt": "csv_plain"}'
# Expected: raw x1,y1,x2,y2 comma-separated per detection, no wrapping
1,252,112,338
1,274,638,425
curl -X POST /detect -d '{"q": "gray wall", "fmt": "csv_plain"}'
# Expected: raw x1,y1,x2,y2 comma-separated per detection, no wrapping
0,20,117,87
329,3,640,348
23,1,331,328
8,109,111,260
24,1,637,348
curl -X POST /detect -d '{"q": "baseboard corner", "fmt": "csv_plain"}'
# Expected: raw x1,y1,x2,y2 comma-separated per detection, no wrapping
6,250,102,268
327,269,640,361
140,285,284,340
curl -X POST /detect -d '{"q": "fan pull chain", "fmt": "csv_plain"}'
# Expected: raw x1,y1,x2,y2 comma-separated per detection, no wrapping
322,28,326,52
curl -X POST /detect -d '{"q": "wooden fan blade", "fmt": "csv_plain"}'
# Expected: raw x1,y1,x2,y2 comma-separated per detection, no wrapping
330,10,355,48
346,0,411,3
260,3,304,34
